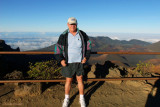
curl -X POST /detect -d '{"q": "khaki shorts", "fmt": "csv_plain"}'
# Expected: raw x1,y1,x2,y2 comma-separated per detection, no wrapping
61,63,84,78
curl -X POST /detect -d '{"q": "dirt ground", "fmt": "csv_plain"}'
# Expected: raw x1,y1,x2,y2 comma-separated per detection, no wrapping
0,79,160,107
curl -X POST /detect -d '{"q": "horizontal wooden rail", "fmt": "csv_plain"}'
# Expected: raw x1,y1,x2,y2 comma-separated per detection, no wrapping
1,51,160,55
0,52,54,54
0,77,160,83
91,52,160,55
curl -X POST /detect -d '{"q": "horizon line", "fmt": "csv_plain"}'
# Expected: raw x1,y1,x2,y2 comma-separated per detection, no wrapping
0,31,160,35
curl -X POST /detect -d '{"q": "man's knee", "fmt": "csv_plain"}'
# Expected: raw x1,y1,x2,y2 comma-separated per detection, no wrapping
76,75,83,82
66,77,73,83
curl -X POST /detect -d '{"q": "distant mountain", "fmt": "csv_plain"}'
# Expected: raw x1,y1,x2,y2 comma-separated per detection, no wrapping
147,41,160,52
0,39,20,51
90,36,150,46
89,36,151,52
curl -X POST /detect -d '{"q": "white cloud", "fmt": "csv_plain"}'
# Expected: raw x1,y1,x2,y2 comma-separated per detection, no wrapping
110,37,119,40
5,37,58,51
138,39,160,43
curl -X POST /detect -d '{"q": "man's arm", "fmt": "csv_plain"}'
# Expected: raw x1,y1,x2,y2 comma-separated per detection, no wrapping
54,35,65,64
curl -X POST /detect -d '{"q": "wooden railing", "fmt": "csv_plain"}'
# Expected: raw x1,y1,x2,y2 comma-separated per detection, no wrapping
0,51,160,83
1,51,160,55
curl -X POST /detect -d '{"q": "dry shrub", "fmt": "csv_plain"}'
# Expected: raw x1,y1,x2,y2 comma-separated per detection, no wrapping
136,61,155,76
27,60,62,79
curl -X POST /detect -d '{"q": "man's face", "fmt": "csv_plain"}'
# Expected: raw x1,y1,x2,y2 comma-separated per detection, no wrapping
67,23,77,32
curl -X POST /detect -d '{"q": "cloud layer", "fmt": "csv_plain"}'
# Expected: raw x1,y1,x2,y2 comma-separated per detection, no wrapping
0,32,59,51
1,32,160,51
4,37,58,51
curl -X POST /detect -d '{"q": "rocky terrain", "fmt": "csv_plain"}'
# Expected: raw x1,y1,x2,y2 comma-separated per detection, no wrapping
1,80,159,107
0,61,160,107
0,40,20,52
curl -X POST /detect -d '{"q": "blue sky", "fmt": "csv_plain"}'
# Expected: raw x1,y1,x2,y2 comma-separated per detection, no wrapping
0,0,160,33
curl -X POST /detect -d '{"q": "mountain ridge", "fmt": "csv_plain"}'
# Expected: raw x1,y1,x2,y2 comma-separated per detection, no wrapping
147,41,160,52
31,36,152,52
30,36,156,66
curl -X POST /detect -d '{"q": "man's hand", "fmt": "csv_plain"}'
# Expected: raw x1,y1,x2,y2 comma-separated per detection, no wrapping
81,57,87,64
61,60,66,67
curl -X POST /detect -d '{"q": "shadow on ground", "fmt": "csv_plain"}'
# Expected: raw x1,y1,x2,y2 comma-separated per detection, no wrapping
69,60,122,106
145,79,160,107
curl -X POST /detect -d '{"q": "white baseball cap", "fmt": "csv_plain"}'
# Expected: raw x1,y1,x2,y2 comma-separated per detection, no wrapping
68,17,77,25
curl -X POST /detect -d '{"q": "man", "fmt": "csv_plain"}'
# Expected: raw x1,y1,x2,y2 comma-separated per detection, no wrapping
54,17,91,107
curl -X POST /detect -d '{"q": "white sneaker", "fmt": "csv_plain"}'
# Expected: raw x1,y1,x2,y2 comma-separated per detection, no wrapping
62,99,70,107
79,99,86,107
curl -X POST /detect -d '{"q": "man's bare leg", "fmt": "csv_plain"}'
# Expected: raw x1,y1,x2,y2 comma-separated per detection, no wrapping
76,75,84,95
62,77,73,107
65,77,73,95
76,75,86,107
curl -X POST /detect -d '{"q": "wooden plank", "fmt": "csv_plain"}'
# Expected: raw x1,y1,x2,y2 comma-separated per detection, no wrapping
0,77,159,83
1,51,160,55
